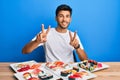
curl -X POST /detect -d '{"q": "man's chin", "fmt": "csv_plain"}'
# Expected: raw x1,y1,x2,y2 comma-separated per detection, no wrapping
60,25,68,29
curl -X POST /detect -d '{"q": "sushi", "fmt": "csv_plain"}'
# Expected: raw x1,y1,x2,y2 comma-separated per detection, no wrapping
68,74,82,80
73,66,79,72
78,59,102,71
38,73,53,80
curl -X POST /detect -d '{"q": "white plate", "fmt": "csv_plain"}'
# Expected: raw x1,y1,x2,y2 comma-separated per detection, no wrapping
73,62,109,72
91,62,109,72
14,68,62,80
44,64,97,80
10,60,37,72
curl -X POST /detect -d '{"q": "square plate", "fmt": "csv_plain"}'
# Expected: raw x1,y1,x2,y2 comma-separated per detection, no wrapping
14,67,62,80
74,61,109,72
44,61,97,80
10,60,38,72
91,62,109,72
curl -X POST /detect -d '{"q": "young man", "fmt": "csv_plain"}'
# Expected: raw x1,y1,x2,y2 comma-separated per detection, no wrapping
22,4,88,62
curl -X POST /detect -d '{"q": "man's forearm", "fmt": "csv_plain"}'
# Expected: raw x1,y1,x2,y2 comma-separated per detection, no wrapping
75,48,88,61
22,40,40,54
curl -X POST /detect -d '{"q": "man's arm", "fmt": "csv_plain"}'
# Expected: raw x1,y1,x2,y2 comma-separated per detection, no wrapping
69,31,88,61
22,24,50,54
75,48,88,61
22,40,40,54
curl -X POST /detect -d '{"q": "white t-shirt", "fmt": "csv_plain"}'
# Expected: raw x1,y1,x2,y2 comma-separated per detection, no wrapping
32,28,84,62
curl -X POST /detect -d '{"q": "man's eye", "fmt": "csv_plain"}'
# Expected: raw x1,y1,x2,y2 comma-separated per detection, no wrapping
58,15,63,17
66,15,70,18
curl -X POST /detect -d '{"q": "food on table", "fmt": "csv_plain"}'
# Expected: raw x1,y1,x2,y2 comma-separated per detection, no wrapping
45,61,69,70
61,69,76,77
30,63,41,69
78,60,103,71
68,74,82,80
38,70,53,80
61,66,80,77
15,63,41,72
17,64,30,72
73,66,79,72
38,73,53,80
23,72,32,79
23,72,39,80
68,71,88,80
23,69,54,80
32,69,42,75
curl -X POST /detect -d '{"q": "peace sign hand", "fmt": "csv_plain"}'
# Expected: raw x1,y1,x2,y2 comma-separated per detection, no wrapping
35,24,50,43
69,31,80,49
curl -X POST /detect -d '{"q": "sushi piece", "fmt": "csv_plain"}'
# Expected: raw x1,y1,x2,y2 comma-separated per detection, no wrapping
46,74,53,79
17,64,30,72
73,66,79,72
28,77,39,80
89,66,94,71
61,70,70,77
38,73,53,80
39,75,48,80
97,63,102,68
23,72,32,80
68,74,82,80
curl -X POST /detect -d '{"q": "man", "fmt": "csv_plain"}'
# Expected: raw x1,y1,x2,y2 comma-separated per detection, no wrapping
22,4,88,62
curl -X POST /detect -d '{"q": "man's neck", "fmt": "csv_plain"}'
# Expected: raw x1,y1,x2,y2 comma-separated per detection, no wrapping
55,27,67,33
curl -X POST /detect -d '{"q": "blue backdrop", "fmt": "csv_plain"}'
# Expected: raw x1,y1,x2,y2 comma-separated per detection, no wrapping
0,0,120,62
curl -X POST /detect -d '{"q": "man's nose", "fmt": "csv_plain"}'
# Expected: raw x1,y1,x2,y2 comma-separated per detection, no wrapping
63,17,67,21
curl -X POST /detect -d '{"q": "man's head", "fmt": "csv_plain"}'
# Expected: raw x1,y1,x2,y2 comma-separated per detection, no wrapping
56,4,72,17
55,4,72,29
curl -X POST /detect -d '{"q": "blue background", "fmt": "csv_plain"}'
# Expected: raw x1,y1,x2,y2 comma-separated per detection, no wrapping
0,0,120,62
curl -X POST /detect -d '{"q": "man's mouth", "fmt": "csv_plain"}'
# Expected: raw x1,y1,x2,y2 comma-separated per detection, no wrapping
62,22,67,26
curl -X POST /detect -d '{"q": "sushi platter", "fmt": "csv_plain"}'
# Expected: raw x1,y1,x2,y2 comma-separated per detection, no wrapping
10,60,109,80
10,60,41,72
14,68,61,80
74,60,109,72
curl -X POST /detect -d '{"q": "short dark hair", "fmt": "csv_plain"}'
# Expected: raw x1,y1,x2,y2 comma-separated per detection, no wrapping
55,4,72,16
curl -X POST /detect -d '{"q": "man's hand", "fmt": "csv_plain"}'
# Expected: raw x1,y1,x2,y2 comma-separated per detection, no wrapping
35,24,50,43
69,31,80,49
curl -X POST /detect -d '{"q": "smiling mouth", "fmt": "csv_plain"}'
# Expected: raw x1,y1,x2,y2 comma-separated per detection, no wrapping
62,22,68,25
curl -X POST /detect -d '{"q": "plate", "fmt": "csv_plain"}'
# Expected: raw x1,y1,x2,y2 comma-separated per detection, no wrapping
44,62,97,80
74,60,109,72
14,67,62,80
10,60,38,72
91,62,109,72
45,61,71,71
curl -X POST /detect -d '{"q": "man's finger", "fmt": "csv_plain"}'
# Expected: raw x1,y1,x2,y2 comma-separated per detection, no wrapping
40,33,43,42
69,31,72,41
73,31,77,40
41,24,45,33
46,25,51,34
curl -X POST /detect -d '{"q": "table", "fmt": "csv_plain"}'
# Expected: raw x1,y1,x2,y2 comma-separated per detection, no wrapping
0,62,120,80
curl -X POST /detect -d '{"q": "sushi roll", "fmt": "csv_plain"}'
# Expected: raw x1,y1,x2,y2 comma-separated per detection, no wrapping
46,74,53,79
89,66,94,71
23,72,32,80
38,73,53,80
38,70,45,76
78,63,85,69
73,66,79,72
61,71,70,77
39,75,48,80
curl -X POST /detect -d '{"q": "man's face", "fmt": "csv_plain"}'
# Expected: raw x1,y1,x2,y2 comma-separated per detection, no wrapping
56,10,71,29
